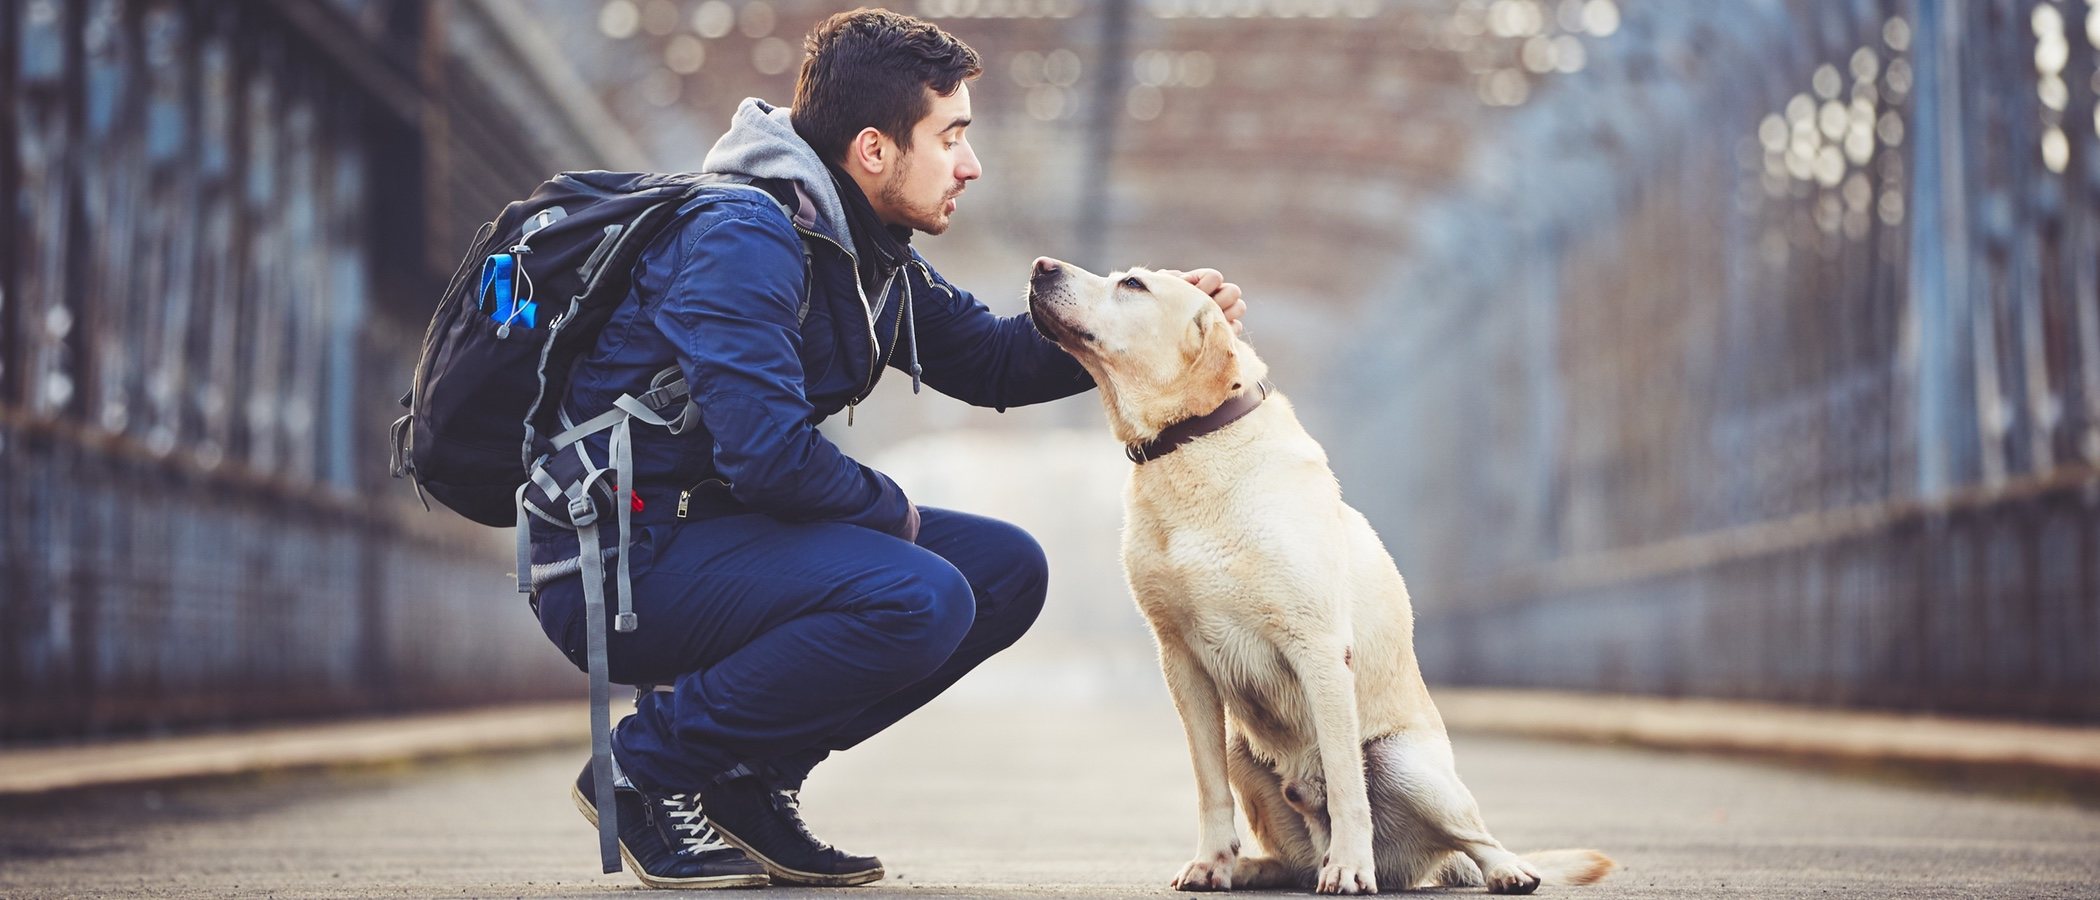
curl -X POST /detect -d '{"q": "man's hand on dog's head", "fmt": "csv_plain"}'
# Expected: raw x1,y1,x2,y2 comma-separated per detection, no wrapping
1161,268,1247,335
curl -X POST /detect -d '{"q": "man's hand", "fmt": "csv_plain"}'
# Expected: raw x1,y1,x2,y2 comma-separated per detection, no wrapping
1163,268,1246,335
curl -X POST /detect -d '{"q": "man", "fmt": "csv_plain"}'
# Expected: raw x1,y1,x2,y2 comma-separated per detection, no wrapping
532,8,1247,890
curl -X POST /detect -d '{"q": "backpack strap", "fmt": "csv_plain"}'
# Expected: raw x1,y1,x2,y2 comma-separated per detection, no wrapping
573,480,618,873
516,441,622,871
517,374,691,875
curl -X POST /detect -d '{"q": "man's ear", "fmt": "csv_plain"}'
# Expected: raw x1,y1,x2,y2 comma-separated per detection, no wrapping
846,127,891,176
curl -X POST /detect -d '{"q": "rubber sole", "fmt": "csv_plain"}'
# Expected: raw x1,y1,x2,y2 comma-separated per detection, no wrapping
571,783,771,890
709,823,886,887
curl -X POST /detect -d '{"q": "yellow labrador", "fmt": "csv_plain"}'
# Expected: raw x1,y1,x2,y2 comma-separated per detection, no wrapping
1027,258,1614,895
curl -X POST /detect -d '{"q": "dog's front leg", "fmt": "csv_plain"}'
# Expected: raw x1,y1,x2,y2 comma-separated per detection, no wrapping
1158,633,1240,891
1296,641,1376,895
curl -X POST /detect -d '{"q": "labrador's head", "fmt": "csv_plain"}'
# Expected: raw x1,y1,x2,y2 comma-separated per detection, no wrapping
1027,257,1265,444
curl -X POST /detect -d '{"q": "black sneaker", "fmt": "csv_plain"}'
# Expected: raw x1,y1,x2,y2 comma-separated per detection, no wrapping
699,776,884,886
571,761,769,890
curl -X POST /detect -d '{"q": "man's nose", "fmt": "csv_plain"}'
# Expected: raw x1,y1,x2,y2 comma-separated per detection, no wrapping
957,140,982,182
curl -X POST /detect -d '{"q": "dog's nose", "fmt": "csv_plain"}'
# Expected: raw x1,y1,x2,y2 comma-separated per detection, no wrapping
1033,257,1060,277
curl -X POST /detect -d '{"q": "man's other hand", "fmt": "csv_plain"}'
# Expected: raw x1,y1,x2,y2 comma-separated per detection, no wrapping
1162,268,1246,335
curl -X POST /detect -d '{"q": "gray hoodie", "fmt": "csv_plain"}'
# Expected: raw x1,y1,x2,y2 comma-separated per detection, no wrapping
700,98,859,263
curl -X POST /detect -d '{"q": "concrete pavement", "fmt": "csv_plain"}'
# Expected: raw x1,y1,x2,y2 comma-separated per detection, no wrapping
3,689,2099,899
8,684,2098,798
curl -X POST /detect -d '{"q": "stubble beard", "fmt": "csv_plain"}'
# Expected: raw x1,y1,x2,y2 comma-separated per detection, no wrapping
879,152,957,236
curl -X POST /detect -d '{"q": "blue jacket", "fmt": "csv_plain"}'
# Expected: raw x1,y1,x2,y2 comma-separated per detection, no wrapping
537,99,1092,551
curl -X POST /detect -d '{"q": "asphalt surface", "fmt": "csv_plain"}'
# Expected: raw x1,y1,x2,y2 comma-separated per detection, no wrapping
3,693,2098,899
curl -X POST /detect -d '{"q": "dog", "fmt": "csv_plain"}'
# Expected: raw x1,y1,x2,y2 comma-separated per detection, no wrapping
1026,258,1615,895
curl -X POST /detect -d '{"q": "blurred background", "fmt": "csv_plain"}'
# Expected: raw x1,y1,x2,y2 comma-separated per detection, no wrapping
2,0,2096,744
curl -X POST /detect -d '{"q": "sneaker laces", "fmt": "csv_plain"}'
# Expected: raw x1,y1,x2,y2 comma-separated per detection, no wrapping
768,786,833,849
659,793,732,854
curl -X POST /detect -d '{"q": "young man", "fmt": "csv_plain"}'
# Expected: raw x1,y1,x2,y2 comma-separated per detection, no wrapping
533,8,1246,889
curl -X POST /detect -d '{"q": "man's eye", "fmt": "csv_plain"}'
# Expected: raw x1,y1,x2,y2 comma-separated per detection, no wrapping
1121,276,1147,291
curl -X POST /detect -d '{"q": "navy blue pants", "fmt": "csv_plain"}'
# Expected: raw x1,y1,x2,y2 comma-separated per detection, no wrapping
533,506,1047,794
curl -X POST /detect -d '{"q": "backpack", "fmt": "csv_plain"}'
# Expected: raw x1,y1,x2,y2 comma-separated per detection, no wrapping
389,170,797,525
387,170,801,875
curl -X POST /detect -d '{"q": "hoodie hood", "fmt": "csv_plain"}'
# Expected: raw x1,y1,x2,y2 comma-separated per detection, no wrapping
701,98,857,254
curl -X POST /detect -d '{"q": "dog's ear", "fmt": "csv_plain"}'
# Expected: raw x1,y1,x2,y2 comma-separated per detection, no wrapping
1180,309,1240,416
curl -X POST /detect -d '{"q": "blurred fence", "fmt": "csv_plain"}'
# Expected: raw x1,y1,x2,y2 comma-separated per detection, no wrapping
0,0,612,741
1331,0,2100,721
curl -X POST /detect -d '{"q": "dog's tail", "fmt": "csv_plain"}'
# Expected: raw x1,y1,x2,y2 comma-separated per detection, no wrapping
1522,849,1616,885
1430,849,1616,888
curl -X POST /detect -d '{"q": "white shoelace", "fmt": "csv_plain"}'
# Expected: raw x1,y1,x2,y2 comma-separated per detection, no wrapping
770,787,833,847
659,793,732,854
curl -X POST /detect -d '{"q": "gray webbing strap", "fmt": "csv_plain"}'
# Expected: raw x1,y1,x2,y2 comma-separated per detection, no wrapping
530,465,565,505
576,512,620,874
551,405,628,452
550,368,692,451
607,416,639,633
521,380,706,876
514,483,533,594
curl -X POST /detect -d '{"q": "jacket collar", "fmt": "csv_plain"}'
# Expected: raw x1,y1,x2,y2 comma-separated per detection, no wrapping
1125,382,1273,464
823,159,914,289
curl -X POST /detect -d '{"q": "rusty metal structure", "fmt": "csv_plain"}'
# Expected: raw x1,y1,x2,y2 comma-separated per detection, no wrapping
4,0,2090,739
0,0,647,740
1321,0,2100,722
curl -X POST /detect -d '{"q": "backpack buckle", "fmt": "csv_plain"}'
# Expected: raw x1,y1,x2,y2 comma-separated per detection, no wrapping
568,494,599,526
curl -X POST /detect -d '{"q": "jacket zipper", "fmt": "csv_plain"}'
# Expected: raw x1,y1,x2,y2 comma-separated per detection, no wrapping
792,225,889,425
857,270,903,417
912,260,953,300
843,269,902,425
860,272,909,423
675,477,730,519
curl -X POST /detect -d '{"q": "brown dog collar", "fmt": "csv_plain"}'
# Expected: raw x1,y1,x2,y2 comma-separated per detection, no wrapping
1125,381,1273,464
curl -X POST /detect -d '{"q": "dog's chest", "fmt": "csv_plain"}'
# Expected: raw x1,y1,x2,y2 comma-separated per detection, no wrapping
1189,623,1317,755
1128,559,1321,757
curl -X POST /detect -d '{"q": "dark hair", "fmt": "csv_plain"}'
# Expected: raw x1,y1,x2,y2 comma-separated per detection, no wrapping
792,8,982,164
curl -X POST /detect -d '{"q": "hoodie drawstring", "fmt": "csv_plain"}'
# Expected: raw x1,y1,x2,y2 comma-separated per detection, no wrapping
904,277,922,394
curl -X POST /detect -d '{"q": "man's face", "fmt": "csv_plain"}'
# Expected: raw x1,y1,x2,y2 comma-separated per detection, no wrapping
876,84,980,236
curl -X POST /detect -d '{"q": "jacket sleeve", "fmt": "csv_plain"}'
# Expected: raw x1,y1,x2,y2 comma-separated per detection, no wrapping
901,253,1095,411
651,206,916,540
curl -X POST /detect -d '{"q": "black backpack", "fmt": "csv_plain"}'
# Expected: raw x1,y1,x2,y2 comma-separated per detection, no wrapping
389,170,793,526
386,170,799,876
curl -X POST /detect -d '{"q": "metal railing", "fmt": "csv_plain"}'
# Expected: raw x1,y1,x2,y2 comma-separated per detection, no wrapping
0,0,595,740
1324,0,2100,721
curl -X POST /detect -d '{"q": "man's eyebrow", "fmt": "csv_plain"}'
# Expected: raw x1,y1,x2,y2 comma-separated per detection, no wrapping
939,117,971,133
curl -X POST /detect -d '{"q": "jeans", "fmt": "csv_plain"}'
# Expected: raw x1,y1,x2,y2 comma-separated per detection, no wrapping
533,506,1048,793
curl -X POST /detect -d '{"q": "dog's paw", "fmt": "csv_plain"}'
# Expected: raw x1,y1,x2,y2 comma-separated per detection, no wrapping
1172,851,1238,892
1316,860,1376,895
1484,858,1542,895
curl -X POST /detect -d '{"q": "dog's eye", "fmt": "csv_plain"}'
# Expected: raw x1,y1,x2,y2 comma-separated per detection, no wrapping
1120,276,1147,292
